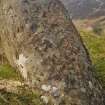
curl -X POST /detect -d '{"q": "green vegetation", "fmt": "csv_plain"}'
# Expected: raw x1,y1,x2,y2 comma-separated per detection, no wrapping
0,88,44,105
0,65,44,105
93,24,103,35
80,29,105,87
0,64,22,81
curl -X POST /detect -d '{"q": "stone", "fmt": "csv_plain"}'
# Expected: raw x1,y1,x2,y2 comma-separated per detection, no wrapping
80,87,86,93
51,87,60,97
41,84,51,92
0,0,104,105
41,96,49,104
89,81,93,89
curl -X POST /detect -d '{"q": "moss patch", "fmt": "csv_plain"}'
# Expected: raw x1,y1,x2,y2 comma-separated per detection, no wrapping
0,64,22,81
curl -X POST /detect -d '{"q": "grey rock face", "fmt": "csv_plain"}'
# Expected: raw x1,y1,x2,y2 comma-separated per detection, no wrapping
0,0,104,104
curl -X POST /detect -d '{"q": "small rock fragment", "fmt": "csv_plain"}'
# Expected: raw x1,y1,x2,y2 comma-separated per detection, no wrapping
80,87,86,93
41,84,51,92
89,81,93,89
41,96,49,104
51,87,60,97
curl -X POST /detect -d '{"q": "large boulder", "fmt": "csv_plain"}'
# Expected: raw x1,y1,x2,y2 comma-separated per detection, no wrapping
0,0,104,104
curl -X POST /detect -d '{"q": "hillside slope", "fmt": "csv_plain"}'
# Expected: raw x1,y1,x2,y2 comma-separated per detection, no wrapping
61,0,105,19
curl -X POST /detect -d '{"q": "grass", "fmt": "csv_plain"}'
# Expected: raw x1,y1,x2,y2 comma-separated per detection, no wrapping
0,65,44,105
80,29,105,87
0,64,22,81
0,88,44,105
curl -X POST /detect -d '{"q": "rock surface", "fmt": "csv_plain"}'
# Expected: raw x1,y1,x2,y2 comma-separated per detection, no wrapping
0,0,104,104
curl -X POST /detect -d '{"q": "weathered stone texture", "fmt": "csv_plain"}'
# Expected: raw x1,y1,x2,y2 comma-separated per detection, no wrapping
0,0,104,104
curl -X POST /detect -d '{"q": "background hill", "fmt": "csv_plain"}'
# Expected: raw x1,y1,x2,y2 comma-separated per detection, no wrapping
61,0,105,19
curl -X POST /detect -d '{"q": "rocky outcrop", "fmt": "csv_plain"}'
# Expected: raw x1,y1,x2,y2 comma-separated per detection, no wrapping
0,0,104,104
